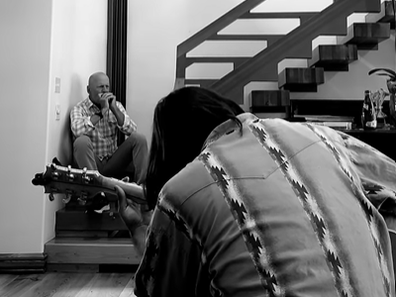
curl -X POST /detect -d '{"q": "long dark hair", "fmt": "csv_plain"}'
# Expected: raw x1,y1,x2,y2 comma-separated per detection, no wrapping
145,86,244,209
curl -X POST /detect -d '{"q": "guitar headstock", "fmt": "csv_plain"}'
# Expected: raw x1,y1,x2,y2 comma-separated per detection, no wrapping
32,163,112,206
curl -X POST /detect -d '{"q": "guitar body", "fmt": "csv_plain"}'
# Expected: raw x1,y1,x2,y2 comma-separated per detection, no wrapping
32,162,146,206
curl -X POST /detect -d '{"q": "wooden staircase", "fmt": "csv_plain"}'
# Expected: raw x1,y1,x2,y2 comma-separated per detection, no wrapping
286,5,392,118
278,20,391,111
175,0,394,111
45,203,140,272
281,21,391,92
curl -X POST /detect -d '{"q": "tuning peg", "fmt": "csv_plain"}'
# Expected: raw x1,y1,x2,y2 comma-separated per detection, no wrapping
62,192,73,204
77,197,86,206
51,171,60,179
82,167,91,183
67,165,75,181
48,193,55,201
77,191,88,206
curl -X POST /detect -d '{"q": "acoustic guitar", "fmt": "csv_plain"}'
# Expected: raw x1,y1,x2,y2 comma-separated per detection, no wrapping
32,160,146,206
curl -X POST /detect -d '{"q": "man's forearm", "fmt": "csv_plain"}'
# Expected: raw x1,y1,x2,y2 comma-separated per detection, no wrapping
111,105,125,126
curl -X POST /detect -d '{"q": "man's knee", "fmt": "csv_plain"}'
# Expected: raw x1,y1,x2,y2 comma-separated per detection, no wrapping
125,132,148,148
72,135,97,170
73,135,93,152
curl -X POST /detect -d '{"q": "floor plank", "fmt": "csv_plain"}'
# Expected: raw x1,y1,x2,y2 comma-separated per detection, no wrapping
44,273,96,297
0,274,19,288
74,273,133,297
18,273,74,297
0,272,135,297
119,276,136,297
21,273,95,297
0,274,46,297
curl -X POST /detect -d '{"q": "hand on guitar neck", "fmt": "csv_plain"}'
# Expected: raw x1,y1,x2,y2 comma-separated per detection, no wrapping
32,161,147,207
115,185,150,256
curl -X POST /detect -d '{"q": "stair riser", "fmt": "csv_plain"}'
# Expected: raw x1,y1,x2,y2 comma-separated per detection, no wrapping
45,239,140,265
56,209,128,232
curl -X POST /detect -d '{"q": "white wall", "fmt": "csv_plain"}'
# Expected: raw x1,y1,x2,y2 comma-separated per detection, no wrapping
127,0,244,142
43,0,107,245
0,0,52,254
0,0,107,254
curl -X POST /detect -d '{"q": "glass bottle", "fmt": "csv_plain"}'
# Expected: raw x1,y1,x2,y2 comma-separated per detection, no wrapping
361,90,377,130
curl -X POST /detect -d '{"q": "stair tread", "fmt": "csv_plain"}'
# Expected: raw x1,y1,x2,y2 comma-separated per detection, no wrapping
311,45,357,60
46,237,134,246
365,1,395,24
251,90,290,106
308,44,357,71
342,22,390,47
278,68,324,85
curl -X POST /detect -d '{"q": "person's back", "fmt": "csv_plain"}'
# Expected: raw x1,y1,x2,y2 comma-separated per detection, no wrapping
135,114,396,297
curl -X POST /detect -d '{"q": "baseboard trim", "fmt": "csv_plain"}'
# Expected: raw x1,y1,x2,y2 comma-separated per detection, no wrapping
0,253,47,274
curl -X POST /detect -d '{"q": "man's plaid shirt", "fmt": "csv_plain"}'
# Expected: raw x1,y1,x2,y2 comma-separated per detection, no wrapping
70,97,137,160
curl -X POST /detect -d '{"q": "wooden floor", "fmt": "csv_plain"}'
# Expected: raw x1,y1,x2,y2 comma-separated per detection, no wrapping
0,272,136,297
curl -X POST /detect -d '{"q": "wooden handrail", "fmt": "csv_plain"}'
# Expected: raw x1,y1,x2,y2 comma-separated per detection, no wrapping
210,0,381,102
176,0,266,58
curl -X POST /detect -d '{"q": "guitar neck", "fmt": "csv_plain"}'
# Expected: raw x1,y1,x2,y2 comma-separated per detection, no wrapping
100,176,146,204
32,163,147,205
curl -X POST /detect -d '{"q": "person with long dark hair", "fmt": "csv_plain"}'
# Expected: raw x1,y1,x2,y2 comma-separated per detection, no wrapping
117,86,396,297
145,86,245,209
